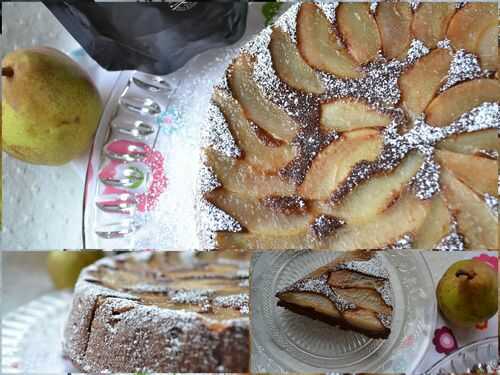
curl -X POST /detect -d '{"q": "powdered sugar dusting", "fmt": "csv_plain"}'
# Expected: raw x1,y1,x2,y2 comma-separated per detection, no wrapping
436,38,452,50
275,3,301,42
436,220,465,251
441,50,483,92
199,200,242,233
337,253,389,280
213,294,249,315
484,193,498,219
384,234,413,250
198,163,221,195
411,156,441,200
202,101,241,158
405,39,430,65
315,1,339,24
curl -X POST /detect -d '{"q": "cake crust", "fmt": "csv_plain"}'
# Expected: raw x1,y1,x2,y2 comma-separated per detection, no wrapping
63,252,250,373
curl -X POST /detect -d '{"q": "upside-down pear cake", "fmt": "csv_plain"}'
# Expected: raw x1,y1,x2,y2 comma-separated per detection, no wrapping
198,2,499,250
276,251,393,339
64,252,250,373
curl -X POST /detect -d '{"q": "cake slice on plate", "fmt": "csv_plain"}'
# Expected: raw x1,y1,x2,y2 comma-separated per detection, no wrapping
276,251,393,339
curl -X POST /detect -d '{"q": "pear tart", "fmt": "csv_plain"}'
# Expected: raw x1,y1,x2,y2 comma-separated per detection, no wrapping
276,251,393,339
198,2,499,250
64,252,250,373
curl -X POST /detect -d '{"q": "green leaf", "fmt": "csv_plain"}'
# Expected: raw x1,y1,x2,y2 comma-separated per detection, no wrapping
262,2,283,26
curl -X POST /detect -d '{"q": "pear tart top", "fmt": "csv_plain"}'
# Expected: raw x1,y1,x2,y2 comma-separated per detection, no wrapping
78,252,250,320
276,251,393,339
198,2,499,250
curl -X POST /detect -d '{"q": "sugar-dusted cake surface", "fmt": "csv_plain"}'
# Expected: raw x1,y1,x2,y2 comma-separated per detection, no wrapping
198,2,499,250
64,252,250,373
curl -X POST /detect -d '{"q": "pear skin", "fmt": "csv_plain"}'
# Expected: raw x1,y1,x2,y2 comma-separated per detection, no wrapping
437,259,498,327
47,251,104,290
2,47,103,165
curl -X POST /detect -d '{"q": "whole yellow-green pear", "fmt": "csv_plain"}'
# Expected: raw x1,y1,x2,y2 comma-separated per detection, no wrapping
47,250,104,289
2,47,103,165
437,259,498,327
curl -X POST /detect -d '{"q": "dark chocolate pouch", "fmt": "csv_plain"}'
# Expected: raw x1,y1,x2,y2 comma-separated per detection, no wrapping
43,1,248,75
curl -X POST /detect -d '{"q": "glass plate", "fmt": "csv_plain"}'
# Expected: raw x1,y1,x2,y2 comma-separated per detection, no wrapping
425,337,498,374
1,292,75,374
250,250,436,373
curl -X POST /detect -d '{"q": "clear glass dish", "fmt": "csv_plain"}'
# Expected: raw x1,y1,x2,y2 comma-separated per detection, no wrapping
250,250,437,373
1,292,74,374
424,337,498,374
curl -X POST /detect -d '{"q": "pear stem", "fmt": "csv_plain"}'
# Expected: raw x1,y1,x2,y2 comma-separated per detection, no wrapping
456,269,475,280
2,67,14,78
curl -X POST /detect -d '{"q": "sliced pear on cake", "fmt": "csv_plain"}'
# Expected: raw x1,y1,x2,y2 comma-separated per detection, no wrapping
299,129,383,200
212,89,294,172
476,24,498,71
228,54,299,142
215,192,430,250
375,2,412,60
437,129,499,156
399,49,452,115
447,3,496,57
296,3,362,79
425,79,500,127
312,152,423,225
206,189,310,236
337,3,381,65
440,170,498,249
411,3,456,49
320,99,392,132
436,149,497,196
204,149,296,198
328,192,430,250
269,27,325,95
413,195,452,249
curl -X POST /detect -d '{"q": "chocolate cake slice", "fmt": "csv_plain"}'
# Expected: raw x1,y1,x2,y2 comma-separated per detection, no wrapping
64,251,250,373
276,251,393,339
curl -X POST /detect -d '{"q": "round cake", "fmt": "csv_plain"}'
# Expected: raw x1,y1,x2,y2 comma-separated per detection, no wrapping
64,252,250,373
198,2,499,250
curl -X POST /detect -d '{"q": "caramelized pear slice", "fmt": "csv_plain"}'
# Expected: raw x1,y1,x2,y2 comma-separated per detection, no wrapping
205,149,296,198
212,89,294,172
270,27,325,95
375,2,412,60
411,3,456,49
228,54,299,142
413,195,452,249
299,129,383,200
334,288,392,314
278,292,341,318
215,192,430,250
206,189,310,236
337,3,381,65
447,3,496,56
477,24,498,71
436,149,497,196
329,192,431,250
312,152,423,224
296,3,362,78
425,79,500,127
440,170,498,249
320,99,392,132
399,49,452,115
437,129,499,156
328,270,384,290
